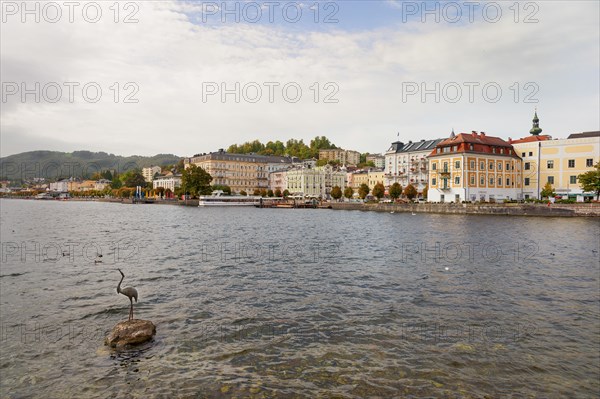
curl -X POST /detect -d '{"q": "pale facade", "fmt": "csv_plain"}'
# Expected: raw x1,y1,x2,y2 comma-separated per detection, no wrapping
285,165,346,199
186,150,294,194
269,170,288,194
385,139,444,194
94,179,111,191
153,175,182,192
69,180,96,191
49,179,69,192
319,149,361,166
428,132,523,203
511,132,600,199
142,166,162,183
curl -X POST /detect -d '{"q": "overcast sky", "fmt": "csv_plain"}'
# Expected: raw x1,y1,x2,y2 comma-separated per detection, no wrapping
1,0,599,158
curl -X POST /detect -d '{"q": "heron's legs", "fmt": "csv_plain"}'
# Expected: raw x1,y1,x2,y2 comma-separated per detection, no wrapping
129,298,134,321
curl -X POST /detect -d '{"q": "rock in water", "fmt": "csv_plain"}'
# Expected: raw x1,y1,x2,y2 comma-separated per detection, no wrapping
105,319,156,348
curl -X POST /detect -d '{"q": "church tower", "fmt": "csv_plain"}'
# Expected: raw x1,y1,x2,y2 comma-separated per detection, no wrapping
529,109,542,136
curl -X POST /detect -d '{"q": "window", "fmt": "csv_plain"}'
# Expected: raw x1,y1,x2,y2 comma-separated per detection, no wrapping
521,152,526,157
586,159,594,167
455,176,460,185
480,176,485,185
529,152,533,156
524,162,530,170
498,178,502,186
489,162,494,170
568,159,575,168
506,162,510,170
525,178,530,186
470,161,475,169
489,177,495,185
455,161,460,169
498,163,502,171
492,147,496,154
469,144,474,151
548,176,554,184
570,176,577,184
443,162,448,172
506,178,510,186
432,178,437,185
547,160,554,169
470,176,475,185
432,163,437,170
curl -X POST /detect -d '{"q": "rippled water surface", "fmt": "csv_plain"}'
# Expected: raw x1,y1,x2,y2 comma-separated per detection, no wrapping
1,199,599,398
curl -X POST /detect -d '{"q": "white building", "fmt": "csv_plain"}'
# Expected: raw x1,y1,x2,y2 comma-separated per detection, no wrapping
285,164,346,199
142,166,162,183
269,170,289,193
49,179,70,192
153,174,182,192
385,138,444,193
94,179,111,191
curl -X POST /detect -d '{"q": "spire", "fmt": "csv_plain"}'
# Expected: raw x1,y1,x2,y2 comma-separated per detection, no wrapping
530,108,542,135
450,128,455,138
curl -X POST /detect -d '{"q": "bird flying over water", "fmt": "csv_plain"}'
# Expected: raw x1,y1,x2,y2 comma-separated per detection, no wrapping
117,269,138,321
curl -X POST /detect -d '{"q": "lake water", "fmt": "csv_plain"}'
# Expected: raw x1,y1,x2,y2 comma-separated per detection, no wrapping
0,199,599,398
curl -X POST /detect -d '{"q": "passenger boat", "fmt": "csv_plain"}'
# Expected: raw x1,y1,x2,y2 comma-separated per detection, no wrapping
198,191,261,207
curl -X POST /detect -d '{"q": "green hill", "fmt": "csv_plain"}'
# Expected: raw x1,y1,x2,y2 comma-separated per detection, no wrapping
0,150,181,182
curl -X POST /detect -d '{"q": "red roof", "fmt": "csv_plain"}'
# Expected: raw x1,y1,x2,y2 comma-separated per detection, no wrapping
429,132,519,158
509,135,552,144
438,132,512,147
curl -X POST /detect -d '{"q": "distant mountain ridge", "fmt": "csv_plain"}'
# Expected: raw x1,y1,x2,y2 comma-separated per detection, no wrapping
0,150,181,181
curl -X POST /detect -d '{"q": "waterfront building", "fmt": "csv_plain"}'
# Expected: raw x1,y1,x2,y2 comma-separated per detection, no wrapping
368,170,385,191
366,154,385,169
269,170,288,194
351,170,369,191
509,112,600,199
319,148,361,166
384,138,444,193
68,180,96,192
142,166,162,183
94,179,111,191
152,174,182,192
427,131,523,203
185,150,294,194
49,178,71,192
285,164,346,199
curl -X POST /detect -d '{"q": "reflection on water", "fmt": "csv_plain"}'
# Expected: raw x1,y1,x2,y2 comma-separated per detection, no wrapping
0,199,599,398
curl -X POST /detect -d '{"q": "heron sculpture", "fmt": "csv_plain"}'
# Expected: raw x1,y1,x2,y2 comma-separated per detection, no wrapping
117,269,138,321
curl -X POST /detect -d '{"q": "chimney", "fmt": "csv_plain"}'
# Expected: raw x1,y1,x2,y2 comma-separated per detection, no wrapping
471,131,477,137
480,132,486,137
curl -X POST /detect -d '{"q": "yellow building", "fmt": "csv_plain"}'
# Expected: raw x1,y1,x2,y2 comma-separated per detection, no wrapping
350,169,384,196
185,150,293,194
351,171,369,191
319,148,361,166
68,180,96,192
510,113,600,199
428,131,523,203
